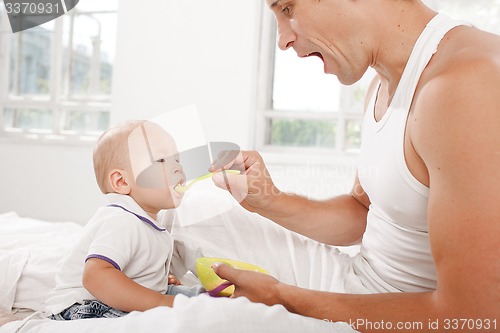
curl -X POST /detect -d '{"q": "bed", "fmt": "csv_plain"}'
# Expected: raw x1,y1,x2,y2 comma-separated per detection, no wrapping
0,182,361,333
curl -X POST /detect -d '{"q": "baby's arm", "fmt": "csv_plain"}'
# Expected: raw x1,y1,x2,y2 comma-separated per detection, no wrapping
83,258,174,312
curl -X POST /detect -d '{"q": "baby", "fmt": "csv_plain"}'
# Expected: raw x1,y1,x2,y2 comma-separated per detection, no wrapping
45,120,203,320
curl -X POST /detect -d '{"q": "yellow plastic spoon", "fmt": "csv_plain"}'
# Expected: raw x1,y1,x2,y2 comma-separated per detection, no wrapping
174,169,240,193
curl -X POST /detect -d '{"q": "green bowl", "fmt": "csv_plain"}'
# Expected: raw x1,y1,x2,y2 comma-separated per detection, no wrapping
195,257,268,297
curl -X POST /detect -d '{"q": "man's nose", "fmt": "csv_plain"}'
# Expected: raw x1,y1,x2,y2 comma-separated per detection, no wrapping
277,22,296,50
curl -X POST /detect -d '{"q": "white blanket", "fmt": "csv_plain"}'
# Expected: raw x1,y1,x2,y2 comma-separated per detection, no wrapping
1,295,358,333
0,183,362,333
0,249,28,312
0,212,82,313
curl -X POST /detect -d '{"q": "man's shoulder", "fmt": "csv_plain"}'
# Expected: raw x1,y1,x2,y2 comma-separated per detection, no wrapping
410,27,500,159
427,26,500,84
415,27,499,109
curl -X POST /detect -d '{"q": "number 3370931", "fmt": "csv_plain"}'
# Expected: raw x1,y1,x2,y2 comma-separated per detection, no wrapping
5,2,61,15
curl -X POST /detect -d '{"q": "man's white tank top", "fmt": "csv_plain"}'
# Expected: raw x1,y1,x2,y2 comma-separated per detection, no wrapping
356,14,467,292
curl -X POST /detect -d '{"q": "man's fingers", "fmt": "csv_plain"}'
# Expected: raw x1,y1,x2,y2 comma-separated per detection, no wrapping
209,150,242,172
212,262,238,283
211,172,249,203
215,150,241,170
209,150,257,173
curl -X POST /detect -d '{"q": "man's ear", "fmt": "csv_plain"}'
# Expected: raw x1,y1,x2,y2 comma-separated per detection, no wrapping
109,169,131,195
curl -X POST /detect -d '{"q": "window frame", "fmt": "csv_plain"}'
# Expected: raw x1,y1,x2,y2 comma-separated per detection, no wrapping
0,6,116,143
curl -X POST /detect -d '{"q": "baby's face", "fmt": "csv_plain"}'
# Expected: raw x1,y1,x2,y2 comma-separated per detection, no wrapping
127,122,185,211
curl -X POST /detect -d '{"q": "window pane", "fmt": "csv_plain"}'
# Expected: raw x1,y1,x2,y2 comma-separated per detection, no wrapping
438,0,500,35
272,48,376,114
344,119,362,151
273,48,341,112
62,109,109,132
63,11,117,96
3,108,52,130
268,119,337,148
8,23,54,96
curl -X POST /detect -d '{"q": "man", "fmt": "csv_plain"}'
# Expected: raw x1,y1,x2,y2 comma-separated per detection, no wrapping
210,0,500,331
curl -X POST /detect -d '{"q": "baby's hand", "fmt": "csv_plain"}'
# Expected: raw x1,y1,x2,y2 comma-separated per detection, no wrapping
168,274,182,285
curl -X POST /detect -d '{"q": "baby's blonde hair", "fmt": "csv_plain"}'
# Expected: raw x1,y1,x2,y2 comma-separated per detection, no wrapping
93,120,147,193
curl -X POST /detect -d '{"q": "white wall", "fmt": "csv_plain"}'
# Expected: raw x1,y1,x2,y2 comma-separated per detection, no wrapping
0,140,104,223
111,0,262,146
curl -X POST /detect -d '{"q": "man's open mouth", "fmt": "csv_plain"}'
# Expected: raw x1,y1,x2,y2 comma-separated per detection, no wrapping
307,52,324,62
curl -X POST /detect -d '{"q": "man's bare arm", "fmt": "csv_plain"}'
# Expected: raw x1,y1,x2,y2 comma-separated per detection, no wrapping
256,174,369,246
213,153,369,246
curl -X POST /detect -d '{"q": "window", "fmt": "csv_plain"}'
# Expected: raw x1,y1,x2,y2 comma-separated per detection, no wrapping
256,0,500,155
0,0,118,140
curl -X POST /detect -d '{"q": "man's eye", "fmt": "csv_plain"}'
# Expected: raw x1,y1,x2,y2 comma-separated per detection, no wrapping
281,5,292,15
156,158,166,163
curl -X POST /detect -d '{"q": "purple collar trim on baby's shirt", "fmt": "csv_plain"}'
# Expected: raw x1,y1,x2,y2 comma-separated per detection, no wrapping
107,204,166,232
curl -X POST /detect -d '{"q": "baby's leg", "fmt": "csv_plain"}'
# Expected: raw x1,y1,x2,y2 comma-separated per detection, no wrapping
166,284,205,297
50,300,128,320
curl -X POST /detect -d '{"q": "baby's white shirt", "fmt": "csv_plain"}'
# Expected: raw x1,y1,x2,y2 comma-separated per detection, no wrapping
45,193,174,315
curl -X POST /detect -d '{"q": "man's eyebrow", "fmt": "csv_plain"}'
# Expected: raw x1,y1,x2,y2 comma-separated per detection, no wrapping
269,0,280,9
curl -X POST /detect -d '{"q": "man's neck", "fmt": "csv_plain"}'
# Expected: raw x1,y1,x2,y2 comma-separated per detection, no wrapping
368,0,436,97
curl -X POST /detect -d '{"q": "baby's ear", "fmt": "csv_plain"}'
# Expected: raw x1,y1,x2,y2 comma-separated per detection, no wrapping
109,169,131,194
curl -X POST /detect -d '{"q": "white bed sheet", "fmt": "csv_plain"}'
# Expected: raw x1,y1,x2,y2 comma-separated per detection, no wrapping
0,183,362,333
